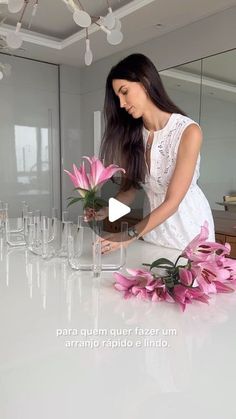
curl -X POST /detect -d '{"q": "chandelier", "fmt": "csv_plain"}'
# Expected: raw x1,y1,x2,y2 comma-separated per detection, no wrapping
1,0,124,65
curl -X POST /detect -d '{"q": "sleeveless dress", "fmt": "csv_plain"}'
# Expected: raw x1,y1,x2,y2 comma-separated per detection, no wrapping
142,113,215,250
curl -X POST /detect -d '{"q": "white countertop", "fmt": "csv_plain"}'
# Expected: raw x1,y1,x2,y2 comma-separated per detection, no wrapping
0,238,236,419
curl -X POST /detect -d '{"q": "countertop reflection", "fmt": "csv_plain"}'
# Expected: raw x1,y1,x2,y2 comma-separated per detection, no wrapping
0,238,236,419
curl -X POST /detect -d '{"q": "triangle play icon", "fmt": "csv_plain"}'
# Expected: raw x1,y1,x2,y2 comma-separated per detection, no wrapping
108,198,131,222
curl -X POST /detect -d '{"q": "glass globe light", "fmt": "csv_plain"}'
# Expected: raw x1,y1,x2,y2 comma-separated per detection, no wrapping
73,10,91,28
107,29,123,45
8,0,24,14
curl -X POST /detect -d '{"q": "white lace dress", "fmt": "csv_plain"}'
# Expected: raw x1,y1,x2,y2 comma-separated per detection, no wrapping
142,113,215,250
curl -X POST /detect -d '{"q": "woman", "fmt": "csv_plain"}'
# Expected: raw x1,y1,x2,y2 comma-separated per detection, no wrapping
90,53,215,254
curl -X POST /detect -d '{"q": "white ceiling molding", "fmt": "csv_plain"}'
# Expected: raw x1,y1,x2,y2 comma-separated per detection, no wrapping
0,23,62,48
0,0,156,50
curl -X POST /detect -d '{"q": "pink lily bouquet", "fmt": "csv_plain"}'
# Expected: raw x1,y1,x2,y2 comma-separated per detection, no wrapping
114,222,236,311
64,156,125,211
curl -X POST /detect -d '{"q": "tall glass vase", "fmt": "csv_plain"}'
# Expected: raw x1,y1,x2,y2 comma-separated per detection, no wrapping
68,216,128,273
68,216,102,275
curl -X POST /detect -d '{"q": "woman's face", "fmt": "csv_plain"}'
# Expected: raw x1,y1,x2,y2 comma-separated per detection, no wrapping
112,79,149,119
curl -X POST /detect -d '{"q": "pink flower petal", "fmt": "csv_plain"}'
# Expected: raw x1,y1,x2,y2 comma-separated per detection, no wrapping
113,272,137,289
64,169,78,187
179,268,194,286
214,281,234,293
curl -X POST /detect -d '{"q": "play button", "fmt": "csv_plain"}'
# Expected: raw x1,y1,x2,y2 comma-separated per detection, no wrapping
108,198,131,222
84,175,151,243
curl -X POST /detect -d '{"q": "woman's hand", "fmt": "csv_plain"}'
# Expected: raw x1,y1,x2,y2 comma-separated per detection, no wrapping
84,206,108,222
98,231,136,255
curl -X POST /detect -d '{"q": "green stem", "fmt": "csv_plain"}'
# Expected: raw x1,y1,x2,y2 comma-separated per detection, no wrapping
174,254,182,267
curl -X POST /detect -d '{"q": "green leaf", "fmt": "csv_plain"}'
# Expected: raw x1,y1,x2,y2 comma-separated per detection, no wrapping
73,187,90,193
165,281,175,289
83,192,97,208
84,199,95,208
67,197,84,208
66,196,82,200
94,197,108,207
150,258,175,270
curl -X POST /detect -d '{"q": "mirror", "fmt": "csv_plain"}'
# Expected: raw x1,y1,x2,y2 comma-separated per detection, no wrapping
160,60,202,122
160,49,236,210
200,50,236,210
0,54,60,217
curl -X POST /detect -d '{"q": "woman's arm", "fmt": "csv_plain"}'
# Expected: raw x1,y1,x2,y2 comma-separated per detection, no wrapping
134,123,203,238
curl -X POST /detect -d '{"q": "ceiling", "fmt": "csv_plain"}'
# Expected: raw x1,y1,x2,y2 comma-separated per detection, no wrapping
0,0,236,68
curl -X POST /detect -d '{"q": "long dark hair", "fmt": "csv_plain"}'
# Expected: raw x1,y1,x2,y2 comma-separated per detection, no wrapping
100,53,186,191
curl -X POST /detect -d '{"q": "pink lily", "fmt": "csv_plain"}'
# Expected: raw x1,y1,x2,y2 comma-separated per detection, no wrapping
126,269,157,296
145,278,174,302
182,221,230,263
65,156,125,197
113,272,139,292
151,284,175,303
64,162,90,197
126,268,154,282
113,224,236,310
114,269,154,294
125,270,176,302
191,260,234,294
179,268,194,286
214,281,235,293
215,254,236,284
113,269,175,303
172,284,210,312
83,156,125,189
132,287,149,300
